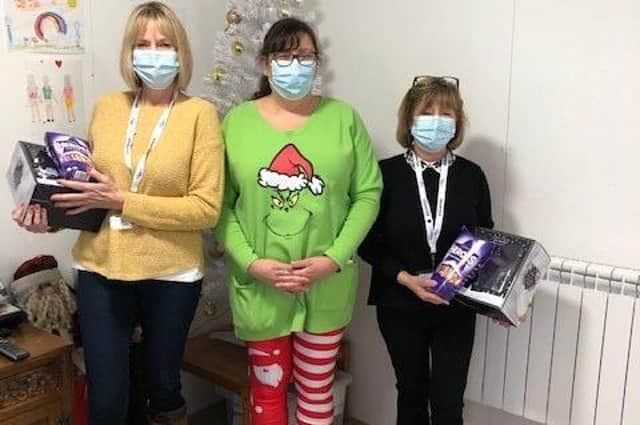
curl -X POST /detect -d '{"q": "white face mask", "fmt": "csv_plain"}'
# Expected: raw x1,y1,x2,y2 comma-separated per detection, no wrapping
411,115,456,152
132,49,180,90
269,58,316,101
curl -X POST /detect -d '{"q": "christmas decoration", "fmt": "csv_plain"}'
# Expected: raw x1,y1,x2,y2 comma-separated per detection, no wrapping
10,255,76,340
204,0,321,116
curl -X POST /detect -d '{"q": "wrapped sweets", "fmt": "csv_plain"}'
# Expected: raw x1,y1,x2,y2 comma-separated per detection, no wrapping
430,227,496,301
45,131,93,181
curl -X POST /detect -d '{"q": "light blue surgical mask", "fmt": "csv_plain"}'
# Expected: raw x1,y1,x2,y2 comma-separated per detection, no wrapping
269,59,316,101
411,115,456,152
133,49,180,90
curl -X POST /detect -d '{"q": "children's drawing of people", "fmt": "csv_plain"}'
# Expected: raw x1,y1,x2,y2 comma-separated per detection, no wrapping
26,73,42,124
41,74,56,123
62,74,76,123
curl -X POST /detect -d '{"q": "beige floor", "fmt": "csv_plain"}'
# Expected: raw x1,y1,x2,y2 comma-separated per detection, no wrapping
188,401,367,425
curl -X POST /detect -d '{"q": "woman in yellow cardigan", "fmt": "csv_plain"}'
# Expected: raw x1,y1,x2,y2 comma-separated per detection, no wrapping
12,3,223,424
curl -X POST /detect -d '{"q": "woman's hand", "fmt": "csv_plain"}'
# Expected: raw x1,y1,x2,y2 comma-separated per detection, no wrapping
51,168,124,215
397,271,449,305
12,204,50,233
249,259,311,294
290,256,339,285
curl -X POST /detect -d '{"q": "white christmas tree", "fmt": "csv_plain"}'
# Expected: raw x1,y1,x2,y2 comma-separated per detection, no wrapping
204,0,320,116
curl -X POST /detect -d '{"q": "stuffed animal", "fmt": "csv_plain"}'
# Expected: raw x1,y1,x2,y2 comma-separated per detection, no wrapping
10,255,76,340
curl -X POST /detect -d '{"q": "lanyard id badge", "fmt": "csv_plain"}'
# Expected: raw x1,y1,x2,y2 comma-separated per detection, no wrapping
110,90,178,231
411,151,450,267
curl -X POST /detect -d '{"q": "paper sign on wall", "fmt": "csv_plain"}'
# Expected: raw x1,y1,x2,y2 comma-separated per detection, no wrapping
24,56,86,139
3,0,85,54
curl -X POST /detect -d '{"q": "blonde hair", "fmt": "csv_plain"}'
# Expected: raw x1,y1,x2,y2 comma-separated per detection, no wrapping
120,1,193,91
396,78,467,150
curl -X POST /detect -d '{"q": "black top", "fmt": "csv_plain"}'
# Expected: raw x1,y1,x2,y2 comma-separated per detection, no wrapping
358,153,494,310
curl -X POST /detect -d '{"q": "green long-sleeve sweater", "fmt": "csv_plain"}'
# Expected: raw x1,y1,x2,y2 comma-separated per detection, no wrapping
216,97,382,341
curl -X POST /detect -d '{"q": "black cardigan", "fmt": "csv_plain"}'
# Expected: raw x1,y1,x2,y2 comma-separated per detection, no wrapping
358,153,494,310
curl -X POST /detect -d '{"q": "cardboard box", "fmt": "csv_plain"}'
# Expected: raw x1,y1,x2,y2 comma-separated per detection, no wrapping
456,227,551,326
6,141,106,232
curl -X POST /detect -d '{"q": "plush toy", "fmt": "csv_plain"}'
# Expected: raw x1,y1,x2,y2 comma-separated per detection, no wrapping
9,255,77,340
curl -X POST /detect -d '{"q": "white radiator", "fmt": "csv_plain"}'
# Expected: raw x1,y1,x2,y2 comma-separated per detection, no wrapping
465,257,640,425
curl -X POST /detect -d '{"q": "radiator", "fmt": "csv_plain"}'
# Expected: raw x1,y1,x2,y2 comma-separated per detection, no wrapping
465,257,640,425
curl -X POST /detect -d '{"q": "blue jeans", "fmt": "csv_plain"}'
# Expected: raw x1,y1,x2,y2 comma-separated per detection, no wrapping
77,270,201,425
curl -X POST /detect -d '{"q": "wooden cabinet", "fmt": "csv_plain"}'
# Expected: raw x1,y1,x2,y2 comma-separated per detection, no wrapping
0,325,73,425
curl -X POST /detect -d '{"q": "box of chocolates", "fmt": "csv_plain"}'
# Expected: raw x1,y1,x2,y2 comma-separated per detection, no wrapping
6,139,106,232
454,227,550,326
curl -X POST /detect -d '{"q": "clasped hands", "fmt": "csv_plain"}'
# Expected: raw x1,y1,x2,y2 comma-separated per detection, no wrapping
248,256,339,294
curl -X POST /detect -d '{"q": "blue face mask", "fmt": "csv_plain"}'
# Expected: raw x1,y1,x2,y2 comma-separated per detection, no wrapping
133,49,180,90
411,115,456,152
269,59,316,101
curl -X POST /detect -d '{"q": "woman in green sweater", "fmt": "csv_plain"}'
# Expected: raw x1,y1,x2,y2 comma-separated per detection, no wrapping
217,17,382,425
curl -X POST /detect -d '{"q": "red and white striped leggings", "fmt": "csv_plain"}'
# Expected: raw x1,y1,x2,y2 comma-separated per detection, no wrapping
247,328,344,425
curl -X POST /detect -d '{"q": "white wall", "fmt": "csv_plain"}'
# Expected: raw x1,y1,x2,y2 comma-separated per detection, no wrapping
318,1,640,425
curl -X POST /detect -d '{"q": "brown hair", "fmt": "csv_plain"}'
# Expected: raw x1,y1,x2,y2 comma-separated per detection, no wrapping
120,2,193,91
396,78,467,150
253,17,320,100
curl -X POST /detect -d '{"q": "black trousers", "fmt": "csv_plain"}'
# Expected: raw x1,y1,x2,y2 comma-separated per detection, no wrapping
376,304,476,425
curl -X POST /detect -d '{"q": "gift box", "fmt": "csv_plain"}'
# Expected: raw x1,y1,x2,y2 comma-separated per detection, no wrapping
455,227,550,326
6,141,106,232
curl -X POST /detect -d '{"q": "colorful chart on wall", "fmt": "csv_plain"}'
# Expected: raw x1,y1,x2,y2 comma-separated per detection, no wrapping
3,0,85,54
24,56,86,139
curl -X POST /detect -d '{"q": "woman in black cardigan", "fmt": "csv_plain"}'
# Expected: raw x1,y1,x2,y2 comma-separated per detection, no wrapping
358,76,493,425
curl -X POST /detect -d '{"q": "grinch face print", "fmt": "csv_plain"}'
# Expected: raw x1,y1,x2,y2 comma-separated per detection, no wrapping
258,144,325,238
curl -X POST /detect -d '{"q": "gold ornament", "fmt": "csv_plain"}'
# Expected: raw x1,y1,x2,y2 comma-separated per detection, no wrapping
225,9,242,34
232,40,244,56
208,67,226,83
226,9,242,25
204,299,217,316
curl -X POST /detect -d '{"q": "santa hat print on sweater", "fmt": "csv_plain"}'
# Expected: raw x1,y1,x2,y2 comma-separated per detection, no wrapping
258,144,325,195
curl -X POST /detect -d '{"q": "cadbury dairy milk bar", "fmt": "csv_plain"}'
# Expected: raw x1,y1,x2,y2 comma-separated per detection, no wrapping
45,132,93,181
430,227,496,301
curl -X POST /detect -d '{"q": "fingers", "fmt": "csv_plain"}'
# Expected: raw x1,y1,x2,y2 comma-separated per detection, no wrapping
41,208,49,228
66,205,92,215
416,288,449,305
51,192,89,202
32,206,41,226
56,179,90,191
415,278,436,289
291,258,312,269
23,206,34,227
274,274,310,286
55,200,90,209
275,280,310,293
12,204,26,223
88,168,110,184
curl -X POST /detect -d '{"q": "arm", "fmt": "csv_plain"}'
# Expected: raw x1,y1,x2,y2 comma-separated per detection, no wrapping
323,109,383,270
121,102,225,231
477,167,494,229
357,180,405,281
214,156,259,272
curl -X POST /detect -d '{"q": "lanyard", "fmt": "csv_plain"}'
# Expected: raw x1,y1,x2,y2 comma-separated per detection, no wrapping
124,90,178,193
411,151,450,266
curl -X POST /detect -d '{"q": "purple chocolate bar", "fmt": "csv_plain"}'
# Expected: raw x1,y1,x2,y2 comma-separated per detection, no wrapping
45,132,93,181
431,227,496,301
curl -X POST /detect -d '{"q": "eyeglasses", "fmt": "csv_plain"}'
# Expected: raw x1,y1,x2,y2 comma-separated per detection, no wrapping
412,75,460,89
272,52,318,67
